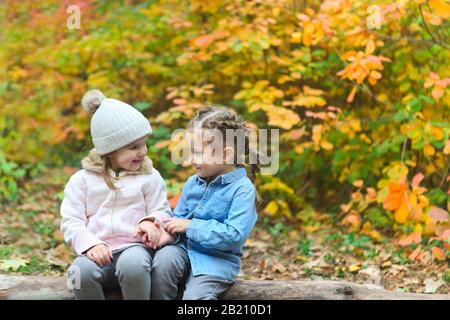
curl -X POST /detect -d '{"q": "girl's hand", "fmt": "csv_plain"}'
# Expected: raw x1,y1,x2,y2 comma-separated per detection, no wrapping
86,244,113,267
166,218,191,234
133,220,160,249
156,221,175,247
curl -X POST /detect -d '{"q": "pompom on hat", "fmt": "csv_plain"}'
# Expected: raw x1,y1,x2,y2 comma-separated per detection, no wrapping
82,90,152,155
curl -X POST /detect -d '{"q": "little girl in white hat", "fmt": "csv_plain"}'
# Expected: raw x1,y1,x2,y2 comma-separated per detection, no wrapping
61,90,173,299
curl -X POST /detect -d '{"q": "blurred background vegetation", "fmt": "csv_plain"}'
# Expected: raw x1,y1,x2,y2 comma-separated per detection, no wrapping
0,0,448,288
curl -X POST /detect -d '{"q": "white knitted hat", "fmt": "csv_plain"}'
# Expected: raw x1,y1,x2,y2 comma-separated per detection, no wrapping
81,90,152,155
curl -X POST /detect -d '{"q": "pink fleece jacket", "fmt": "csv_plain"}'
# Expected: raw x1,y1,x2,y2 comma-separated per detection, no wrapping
60,149,172,255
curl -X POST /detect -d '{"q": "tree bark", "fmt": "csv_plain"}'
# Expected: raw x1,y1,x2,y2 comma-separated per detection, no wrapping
0,274,448,300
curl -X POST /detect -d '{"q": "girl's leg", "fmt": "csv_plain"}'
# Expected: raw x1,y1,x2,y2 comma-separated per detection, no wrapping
151,244,189,300
69,256,115,300
182,271,234,300
114,245,153,300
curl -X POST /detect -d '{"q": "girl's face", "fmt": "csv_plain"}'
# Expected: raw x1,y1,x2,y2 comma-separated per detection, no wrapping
189,129,235,179
109,135,148,172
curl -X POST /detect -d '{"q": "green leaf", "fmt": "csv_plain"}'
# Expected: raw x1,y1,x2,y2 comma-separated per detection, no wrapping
0,258,28,271
134,101,151,111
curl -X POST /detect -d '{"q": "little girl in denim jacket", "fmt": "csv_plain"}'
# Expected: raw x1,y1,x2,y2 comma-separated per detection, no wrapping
143,106,259,300
61,90,173,300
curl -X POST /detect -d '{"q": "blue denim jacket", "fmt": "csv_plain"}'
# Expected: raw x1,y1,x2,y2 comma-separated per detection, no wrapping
173,167,257,280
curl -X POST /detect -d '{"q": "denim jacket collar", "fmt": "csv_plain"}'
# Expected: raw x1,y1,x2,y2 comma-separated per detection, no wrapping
196,167,247,185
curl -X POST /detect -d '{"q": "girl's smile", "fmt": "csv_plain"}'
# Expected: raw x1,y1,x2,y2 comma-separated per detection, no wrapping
109,135,149,172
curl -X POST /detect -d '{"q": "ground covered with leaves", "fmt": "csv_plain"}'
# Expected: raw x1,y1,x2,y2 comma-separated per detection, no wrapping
1,168,448,295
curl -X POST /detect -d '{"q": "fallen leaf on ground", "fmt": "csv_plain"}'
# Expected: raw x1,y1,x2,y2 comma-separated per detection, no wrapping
424,278,445,294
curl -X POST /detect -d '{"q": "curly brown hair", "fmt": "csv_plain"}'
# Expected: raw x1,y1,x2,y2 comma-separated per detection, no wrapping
189,106,261,190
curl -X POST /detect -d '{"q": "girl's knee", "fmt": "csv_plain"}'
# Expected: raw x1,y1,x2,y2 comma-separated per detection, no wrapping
115,247,152,278
70,257,102,283
153,245,187,272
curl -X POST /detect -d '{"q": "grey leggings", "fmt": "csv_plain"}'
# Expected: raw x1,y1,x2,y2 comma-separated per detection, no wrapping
68,245,153,300
151,244,234,300
68,244,233,300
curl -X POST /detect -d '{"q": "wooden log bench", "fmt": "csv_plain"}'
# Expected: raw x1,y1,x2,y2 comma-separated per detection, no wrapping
1,274,449,300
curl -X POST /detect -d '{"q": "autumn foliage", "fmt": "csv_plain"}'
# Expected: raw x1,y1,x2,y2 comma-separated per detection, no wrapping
1,0,449,262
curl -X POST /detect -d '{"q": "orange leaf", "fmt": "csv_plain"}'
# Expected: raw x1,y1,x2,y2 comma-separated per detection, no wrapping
341,203,351,213
412,173,424,188
347,86,357,103
408,246,425,261
431,246,446,261
432,86,444,100
443,140,450,155
168,193,181,209
383,181,407,211
342,213,361,229
398,232,421,246
439,229,450,241
353,179,364,188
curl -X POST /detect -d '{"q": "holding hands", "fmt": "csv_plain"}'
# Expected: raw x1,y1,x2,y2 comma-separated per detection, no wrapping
134,218,191,249
133,219,175,249
166,218,191,234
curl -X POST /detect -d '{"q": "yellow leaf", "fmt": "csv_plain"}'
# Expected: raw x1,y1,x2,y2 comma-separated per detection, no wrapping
424,144,435,156
260,178,295,195
312,125,323,145
429,0,450,19
320,140,333,151
386,163,408,181
301,225,320,233
349,119,362,132
348,265,361,272
414,223,423,234
288,96,326,108
302,23,314,47
290,32,302,43
395,197,410,224
369,70,382,80
266,107,301,130
409,192,418,208
369,230,382,242
303,86,324,96
365,39,375,55
419,195,430,208
263,200,278,216
341,50,357,60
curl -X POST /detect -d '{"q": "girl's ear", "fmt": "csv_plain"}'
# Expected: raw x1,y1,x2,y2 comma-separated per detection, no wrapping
223,146,235,164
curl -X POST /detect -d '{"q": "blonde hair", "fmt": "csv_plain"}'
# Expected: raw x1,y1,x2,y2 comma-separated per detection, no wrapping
101,154,118,190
